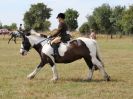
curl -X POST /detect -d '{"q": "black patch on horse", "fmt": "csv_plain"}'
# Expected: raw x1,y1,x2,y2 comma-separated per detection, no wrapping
22,36,31,51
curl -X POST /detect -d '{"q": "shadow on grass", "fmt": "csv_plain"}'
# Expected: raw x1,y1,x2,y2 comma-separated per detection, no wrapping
31,77,124,83
60,78,121,83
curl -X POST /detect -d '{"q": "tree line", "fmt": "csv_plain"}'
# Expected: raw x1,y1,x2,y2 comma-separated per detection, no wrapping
0,3,133,38
23,3,79,32
0,22,17,30
0,3,79,32
79,4,133,38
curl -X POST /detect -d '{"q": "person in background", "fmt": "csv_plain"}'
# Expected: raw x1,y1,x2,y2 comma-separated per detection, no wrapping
90,29,96,39
19,24,23,32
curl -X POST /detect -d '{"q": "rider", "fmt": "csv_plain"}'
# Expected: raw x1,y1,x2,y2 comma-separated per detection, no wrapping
18,24,24,34
50,13,70,57
19,24,22,31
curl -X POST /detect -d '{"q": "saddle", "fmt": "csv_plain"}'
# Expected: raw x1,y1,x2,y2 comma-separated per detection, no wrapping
50,41,70,58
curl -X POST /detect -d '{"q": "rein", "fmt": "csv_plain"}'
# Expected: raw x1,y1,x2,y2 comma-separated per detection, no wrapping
35,37,51,46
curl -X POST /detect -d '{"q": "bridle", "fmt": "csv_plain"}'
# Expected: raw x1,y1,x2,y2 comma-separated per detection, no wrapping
21,36,52,52
35,37,52,46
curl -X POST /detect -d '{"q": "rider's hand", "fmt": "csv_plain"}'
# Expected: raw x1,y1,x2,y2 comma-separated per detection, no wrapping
48,35,52,39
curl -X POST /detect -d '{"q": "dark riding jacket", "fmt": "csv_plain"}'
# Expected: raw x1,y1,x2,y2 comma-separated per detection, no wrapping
52,22,70,43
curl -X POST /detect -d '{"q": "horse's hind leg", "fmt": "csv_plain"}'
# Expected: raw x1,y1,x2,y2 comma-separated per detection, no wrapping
84,57,95,81
91,56,110,81
8,36,13,44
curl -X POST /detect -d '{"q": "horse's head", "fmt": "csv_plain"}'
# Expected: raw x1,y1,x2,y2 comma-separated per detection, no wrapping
20,32,48,56
20,33,32,56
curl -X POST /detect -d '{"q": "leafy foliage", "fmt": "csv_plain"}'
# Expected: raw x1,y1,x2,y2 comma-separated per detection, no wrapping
10,23,17,30
121,5,133,34
2,23,17,30
110,6,125,35
23,3,52,31
79,4,133,38
79,22,90,35
65,8,79,31
93,4,112,34
0,21,2,29
87,15,99,33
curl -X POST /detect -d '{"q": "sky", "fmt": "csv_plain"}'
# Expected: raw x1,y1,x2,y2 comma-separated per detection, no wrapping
0,0,132,30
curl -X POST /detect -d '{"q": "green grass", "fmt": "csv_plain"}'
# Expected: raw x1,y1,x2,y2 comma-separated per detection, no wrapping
0,36,133,99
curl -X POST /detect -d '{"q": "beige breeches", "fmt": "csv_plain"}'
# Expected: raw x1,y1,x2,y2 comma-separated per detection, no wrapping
51,37,61,44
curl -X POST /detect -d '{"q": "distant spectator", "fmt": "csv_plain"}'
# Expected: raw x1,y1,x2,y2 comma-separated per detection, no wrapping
90,29,96,39
18,24,23,32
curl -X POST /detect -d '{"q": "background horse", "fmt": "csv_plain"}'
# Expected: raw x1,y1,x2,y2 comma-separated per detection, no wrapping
0,29,10,39
8,31,22,44
19,33,110,81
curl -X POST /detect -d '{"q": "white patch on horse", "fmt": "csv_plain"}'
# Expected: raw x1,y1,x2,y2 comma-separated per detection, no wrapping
51,65,58,80
20,44,23,54
42,43,53,56
77,37,101,65
42,42,69,57
58,43,69,56
27,35,47,46
27,67,41,79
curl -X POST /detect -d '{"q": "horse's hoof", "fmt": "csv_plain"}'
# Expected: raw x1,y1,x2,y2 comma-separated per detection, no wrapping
27,75,35,80
51,77,58,81
87,77,92,81
105,76,111,81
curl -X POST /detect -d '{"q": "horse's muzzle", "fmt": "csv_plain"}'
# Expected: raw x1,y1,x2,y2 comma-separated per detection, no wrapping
20,49,27,56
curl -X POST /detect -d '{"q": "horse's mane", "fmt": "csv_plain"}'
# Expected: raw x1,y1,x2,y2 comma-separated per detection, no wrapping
30,30,47,38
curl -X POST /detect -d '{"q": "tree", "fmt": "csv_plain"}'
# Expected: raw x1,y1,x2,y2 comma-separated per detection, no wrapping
2,25,9,29
87,15,99,33
65,8,79,31
23,3,52,31
10,23,17,30
0,21,2,29
93,4,112,34
79,22,90,35
122,5,133,35
110,6,125,38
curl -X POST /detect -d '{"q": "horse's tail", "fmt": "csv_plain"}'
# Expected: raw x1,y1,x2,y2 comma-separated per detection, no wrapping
95,41,104,67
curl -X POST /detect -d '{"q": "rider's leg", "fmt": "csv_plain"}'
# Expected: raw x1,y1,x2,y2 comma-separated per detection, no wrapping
51,37,61,57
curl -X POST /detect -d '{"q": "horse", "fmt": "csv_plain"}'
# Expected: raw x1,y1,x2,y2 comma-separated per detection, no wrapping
8,31,22,44
19,33,110,81
0,29,10,39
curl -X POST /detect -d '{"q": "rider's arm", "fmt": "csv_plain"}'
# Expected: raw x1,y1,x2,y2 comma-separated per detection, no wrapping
51,23,63,37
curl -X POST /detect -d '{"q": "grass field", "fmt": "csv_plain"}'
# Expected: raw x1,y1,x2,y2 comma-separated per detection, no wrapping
0,36,133,99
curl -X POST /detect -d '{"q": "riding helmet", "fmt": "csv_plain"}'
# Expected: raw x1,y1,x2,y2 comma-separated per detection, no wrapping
56,13,65,19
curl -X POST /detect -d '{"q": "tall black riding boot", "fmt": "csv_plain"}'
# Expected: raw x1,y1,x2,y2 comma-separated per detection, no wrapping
51,43,60,58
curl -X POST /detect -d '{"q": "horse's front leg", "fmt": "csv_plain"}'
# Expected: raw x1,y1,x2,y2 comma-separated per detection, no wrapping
3,34,5,39
51,64,58,81
14,37,17,44
8,36,13,44
48,57,59,81
27,61,45,79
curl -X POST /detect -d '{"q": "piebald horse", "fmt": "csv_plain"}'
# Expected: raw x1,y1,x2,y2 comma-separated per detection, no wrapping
20,33,110,81
8,31,22,44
